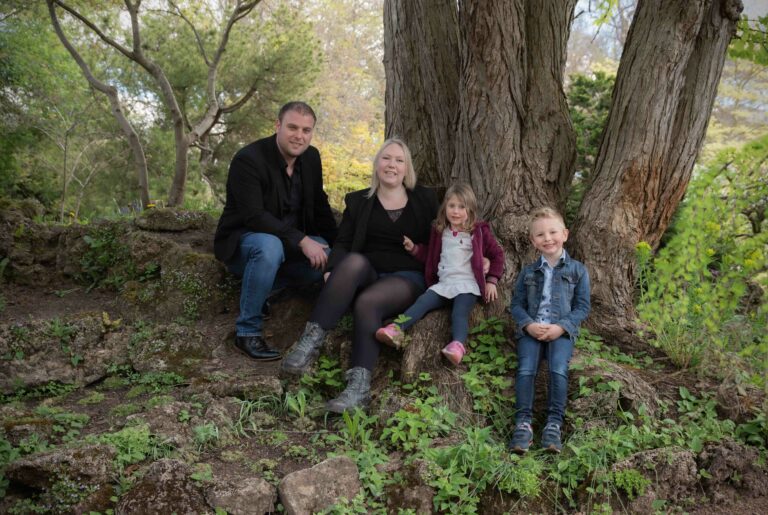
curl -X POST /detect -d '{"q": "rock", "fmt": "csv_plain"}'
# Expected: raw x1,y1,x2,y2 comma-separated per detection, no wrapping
134,208,215,232
569,354,659,426
0,313,130,393
193,375,284,401
697,438,768,504
129,323,211,376
609,447,699,513
116,459,210,514
278,456,361,515
381,456,434,514
5,443,116,489
126,401,198,448
205,476,277,515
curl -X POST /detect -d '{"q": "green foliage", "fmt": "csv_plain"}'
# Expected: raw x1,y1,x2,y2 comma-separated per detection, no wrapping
193,423,220,451
462,318,515,435
730,15,768,66
380,396,456,452
736,410,768,448
608,468,651,500
33,405,89,445
0,381,77,404
326,409,389,500
300,356,344,397
425,427,542,514
7,472,98,514
636,135,768,382
566,71,615,221
98,424,172,469
190,462,214,483
79,224,135,290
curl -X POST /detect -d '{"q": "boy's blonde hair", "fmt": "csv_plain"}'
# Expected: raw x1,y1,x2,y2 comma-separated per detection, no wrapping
435,183,478,233
529,207,566,232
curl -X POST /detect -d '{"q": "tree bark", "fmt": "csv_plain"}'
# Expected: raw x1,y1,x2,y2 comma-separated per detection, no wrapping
385,0,742,353
385,0,577,278
570,0,743,342
383,0,460,187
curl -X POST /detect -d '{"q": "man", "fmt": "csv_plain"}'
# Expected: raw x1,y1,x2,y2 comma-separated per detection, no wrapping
214,101,337,361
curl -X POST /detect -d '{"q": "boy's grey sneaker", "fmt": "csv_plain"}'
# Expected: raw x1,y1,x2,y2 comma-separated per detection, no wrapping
541,422,562,453
508,422,533,454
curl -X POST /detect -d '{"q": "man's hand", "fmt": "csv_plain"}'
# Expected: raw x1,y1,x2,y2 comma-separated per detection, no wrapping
484,282,497,302
323,271,331,282
403,235,415,253
299,236,329,270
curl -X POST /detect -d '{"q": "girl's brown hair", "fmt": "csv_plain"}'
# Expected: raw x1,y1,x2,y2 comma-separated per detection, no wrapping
435,183,478,233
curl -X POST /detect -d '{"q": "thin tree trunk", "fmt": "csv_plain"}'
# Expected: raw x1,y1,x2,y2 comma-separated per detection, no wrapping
570,0,743,345
47,0,151,209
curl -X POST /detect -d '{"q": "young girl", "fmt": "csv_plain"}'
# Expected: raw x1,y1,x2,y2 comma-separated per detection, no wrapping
375,183,504,364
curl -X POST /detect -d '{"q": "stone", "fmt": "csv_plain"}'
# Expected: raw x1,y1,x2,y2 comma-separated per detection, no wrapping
134,208,215,232
5,444,116,489
0,313,130,393
609,447,699,513
278,456,361,515
129,323,211,376
205,476,277,515
116,459,210,514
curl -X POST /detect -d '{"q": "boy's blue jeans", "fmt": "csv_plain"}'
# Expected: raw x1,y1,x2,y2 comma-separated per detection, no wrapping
226,232,329,337
400,290,479,343
514,334,574,427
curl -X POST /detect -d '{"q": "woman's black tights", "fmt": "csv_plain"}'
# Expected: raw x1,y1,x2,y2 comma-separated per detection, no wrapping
310,253,423,371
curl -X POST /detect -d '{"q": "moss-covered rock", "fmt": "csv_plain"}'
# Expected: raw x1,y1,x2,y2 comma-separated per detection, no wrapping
134,207,215,232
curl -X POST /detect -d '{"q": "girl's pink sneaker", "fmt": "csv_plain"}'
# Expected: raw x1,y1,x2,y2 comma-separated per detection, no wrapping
375,323,405,349
441,341,466,365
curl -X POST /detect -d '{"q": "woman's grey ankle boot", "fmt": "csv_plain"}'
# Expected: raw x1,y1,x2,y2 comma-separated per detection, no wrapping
280,322,326,375
326,367,372,413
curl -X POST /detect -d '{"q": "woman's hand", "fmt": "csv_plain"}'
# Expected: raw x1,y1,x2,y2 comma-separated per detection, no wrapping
484,282,497,302
403,235,414,252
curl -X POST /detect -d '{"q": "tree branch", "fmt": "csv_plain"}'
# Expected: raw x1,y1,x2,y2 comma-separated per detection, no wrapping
166,0,211,66
51,0,135,61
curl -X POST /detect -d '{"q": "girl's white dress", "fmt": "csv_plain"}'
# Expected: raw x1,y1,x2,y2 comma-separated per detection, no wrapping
429,228,480,298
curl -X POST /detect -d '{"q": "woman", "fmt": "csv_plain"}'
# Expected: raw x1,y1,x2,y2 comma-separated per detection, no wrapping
281,138,438,413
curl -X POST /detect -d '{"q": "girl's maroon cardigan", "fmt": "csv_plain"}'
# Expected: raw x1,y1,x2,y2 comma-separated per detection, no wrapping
410,221,505,301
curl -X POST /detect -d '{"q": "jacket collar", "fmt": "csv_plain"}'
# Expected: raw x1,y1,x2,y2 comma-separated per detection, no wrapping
535,248,569,270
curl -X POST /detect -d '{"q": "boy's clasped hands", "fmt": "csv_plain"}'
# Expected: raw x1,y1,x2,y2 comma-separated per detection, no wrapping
524,322,565,342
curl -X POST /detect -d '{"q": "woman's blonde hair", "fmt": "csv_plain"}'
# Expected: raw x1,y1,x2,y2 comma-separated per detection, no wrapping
366,138,417,198
435,183,478,233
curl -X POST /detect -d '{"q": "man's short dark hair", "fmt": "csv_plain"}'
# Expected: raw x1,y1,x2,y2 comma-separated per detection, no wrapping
278,101,317,123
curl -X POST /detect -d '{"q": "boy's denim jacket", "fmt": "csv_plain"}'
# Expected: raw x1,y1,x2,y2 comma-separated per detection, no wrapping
508,249,591,341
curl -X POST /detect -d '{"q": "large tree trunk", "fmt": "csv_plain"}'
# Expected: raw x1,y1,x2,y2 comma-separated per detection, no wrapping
570,0,743,345
385,0,577,279
385,0,577,379
383,0,460,187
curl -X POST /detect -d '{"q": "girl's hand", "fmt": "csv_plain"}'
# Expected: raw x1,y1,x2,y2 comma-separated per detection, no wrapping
403,235,415,252
484,282,497,302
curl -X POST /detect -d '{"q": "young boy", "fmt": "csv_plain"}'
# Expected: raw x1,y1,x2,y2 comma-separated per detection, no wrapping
508,207,591,453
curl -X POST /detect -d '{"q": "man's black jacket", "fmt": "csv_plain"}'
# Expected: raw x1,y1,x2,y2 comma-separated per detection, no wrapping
214,134,337,263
